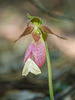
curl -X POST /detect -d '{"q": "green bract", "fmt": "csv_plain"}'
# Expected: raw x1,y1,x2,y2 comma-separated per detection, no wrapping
27,13,43,25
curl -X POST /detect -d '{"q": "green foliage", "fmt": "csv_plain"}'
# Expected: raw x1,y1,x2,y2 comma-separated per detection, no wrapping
54,81,69,94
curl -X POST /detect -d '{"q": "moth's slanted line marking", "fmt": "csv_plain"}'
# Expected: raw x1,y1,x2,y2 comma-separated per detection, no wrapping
30,66,41,72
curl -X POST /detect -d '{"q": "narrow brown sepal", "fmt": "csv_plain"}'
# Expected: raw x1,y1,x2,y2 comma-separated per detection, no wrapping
14,26,34,42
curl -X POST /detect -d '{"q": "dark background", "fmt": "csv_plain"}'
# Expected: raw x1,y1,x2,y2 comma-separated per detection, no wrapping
0,0,75,100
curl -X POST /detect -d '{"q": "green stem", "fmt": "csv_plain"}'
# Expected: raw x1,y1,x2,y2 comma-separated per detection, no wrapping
45,41,54,100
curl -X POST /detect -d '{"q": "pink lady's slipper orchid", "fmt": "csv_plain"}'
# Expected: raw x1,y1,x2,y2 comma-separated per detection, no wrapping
15,13,66,76
15,13,67,100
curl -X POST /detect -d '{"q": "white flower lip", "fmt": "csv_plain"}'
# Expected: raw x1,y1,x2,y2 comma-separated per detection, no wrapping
22,58,41,76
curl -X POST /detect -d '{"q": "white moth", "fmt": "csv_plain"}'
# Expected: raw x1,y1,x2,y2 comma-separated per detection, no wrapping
22,58,41,76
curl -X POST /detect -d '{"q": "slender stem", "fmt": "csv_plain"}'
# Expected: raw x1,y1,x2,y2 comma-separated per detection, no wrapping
45,41,54,100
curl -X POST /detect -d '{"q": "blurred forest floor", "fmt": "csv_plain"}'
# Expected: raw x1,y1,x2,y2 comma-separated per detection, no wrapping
0,0,75,100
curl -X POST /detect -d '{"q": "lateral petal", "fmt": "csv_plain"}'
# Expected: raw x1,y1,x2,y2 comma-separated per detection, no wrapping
14,26,34,42
40,25,67,40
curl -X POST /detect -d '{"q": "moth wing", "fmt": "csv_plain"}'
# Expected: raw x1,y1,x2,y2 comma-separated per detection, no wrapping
22,58,41,76
22,58,30,76
29,58,41,75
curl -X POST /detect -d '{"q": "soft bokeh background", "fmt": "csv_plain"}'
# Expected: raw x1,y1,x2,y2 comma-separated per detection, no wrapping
0,0,75,100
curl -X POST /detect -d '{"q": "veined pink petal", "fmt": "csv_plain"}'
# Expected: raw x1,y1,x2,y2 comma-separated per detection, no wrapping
24,41,46,68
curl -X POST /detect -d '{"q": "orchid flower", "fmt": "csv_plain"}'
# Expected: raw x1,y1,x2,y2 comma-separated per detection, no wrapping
23,37,46,76
15,13,66,100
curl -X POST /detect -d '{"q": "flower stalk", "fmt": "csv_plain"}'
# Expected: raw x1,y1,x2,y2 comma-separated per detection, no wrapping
45,41,54,100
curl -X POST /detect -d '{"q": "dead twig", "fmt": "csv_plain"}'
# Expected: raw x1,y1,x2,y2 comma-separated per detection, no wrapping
29,0,75,21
